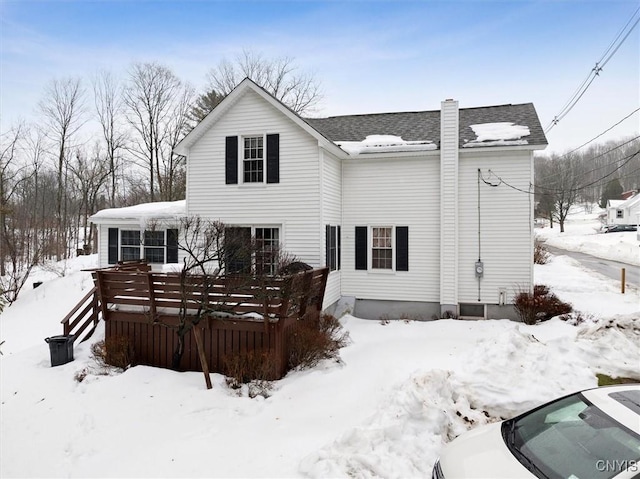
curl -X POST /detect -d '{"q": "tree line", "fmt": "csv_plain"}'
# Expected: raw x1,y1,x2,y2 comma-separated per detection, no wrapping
0,51,321,305
535,135,640,231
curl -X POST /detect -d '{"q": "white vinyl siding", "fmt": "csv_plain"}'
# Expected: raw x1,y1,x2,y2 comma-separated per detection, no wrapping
458,150,534,304
186,90,322,266
321,150,342,308
342,154,440,302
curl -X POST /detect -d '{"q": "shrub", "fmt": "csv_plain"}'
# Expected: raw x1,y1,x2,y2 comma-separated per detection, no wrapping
287,313,350,370
558,311,595,326
91,335,134,369
534,237,550,264
514,284,572,325
222,349,277,396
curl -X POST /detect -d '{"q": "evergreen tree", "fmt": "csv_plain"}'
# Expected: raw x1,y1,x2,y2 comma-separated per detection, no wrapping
188,89,224,125
599,178,623,208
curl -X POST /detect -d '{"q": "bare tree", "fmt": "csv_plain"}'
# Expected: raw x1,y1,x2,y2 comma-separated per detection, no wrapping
0,124,48,304
38,77,86,259
162,82,194,201
123,63,194,202
68,143,111,251
1,124,27,276
207,49,322,115
537,154,581,232
93,70,127,208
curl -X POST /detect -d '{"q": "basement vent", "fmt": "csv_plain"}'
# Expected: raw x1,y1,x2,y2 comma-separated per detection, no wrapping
459,303,485,318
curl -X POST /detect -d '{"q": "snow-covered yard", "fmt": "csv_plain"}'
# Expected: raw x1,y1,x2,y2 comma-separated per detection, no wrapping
1,212,638,478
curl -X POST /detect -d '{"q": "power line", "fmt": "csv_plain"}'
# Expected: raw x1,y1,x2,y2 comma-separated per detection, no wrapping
536,134,640,184
545,6,640,133
492,146,640,196
550,107,640,161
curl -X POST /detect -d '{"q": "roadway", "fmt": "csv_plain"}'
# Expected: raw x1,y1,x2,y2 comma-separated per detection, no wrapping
545,245,640,288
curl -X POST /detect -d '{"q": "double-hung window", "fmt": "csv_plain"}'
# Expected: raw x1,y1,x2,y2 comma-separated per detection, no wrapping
226,134,279,185
371,227,393,269
120,230,141,261
143,231,165,263
243,136,264,183
355,225,409,272
108,228,178,265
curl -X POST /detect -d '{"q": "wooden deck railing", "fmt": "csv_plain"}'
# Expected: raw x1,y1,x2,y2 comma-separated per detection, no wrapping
70,266,329,378
60,286,101,343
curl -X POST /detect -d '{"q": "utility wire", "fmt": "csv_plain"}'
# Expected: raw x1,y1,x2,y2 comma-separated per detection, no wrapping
545,6,640,133
549,107,640,162
536,134,640,184
491,147,640,196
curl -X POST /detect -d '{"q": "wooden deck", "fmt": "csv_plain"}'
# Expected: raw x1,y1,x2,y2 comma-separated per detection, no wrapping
63,264,329,379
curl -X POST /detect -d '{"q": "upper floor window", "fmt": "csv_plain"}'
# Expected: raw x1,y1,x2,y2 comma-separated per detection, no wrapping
226,134,279,185
243,136,264,183
616,210,623,219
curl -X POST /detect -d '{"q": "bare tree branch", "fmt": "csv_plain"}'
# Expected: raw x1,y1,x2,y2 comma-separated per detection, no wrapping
207,49,322,115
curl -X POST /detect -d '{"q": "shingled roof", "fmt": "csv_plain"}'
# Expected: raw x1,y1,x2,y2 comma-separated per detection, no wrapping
304,103,547,149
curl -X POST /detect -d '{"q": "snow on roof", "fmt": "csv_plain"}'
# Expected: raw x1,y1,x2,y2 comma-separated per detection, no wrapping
336,135,437,156
608,199,625,208
463,122,530,148
90,200,186,224
618,193,640,209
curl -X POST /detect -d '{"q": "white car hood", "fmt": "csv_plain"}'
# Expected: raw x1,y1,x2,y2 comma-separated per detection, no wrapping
438,422,537,479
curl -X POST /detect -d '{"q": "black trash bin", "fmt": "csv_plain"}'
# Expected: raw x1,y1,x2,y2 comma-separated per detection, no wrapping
45,335,75,367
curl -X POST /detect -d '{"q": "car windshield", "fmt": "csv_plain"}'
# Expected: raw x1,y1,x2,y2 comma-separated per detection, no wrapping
503,393,640,479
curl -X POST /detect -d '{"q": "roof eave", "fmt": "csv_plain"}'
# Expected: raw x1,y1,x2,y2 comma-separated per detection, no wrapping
174,78,347,159
460,143,547,153
342,149,441,160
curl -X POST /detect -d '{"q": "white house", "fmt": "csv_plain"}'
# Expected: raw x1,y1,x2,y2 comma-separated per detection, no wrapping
607,194,640,226
91,78,548,320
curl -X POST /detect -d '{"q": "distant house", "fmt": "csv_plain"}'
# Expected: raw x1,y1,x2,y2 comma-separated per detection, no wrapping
607,194,640,226
91,78,547,320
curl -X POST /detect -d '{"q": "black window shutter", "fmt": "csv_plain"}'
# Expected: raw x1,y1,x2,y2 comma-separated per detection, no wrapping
355,226,367,270
337,225,341,270
166,229,179,264
396,226,409,271
266,133,279,184
225,136,238,184
325,225,330,268
108,228,118,264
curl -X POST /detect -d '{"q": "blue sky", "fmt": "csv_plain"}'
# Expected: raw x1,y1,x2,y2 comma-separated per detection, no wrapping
1,0,638,153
